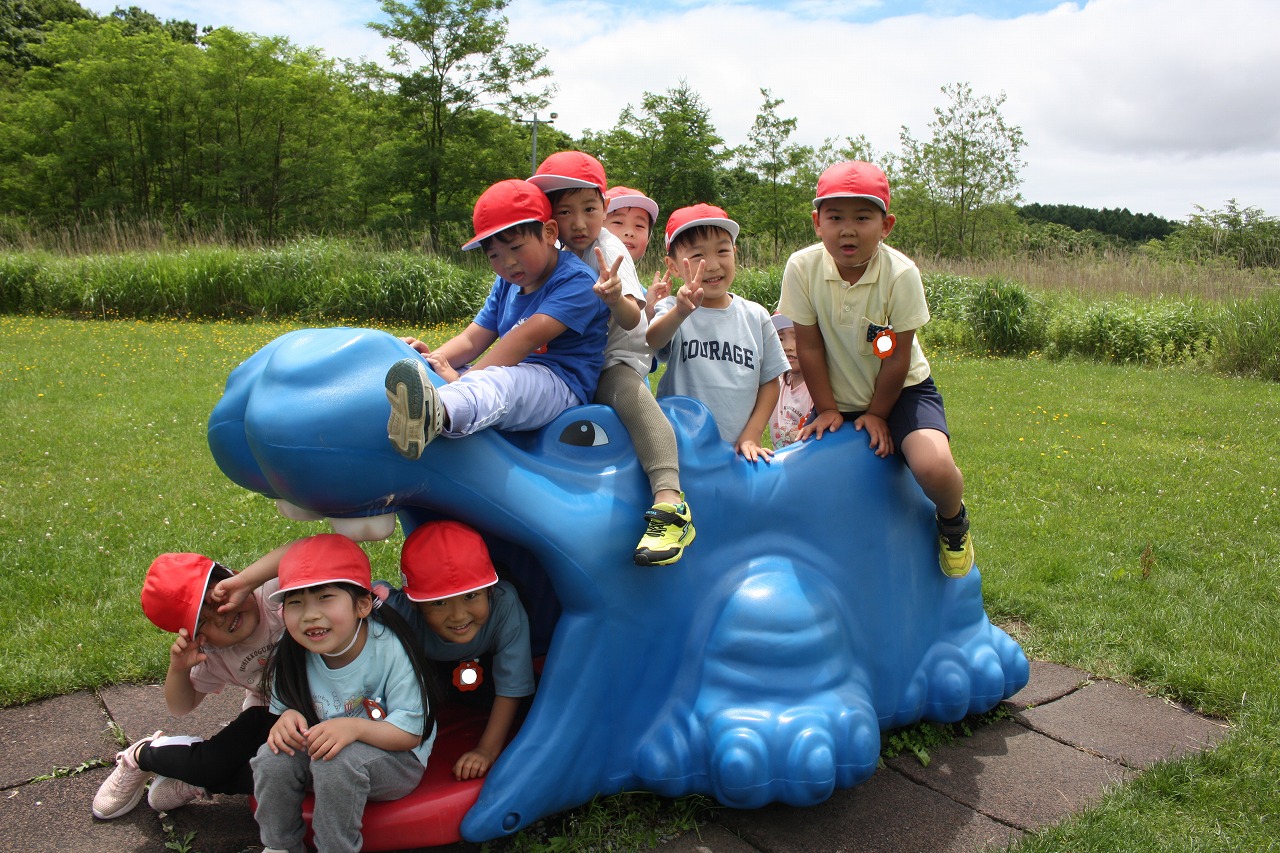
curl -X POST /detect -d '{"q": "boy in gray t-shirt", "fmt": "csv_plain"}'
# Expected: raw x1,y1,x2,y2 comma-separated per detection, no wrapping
648,204,789,461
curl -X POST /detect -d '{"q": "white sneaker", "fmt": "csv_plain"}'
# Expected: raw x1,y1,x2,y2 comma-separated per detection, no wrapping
92,731,159,819
147,775,208,812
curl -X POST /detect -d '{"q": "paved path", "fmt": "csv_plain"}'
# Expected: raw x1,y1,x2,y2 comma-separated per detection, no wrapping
0,662,1227,853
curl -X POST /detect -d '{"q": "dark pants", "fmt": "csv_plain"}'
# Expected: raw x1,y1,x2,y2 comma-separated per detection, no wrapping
137,705,278,794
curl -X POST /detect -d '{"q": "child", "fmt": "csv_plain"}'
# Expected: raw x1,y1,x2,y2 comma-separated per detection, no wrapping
373,520,535,780
768,312,813,449
648,204,789,462
529,153,694,566
251,533,438,853
777,161,974,577
385,178,610,458
603,185,659,265
92,545,290,820
603,185,671,322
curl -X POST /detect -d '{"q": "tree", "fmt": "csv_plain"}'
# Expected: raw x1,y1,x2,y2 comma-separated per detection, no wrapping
368,0,553,250
0,0,91,87
897,82,1025,258
586,80,728,235
734,88,811,263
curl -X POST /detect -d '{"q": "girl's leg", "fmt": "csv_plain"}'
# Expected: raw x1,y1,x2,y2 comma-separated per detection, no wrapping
137,706,277,794
309,742,424,853
249,743,310,853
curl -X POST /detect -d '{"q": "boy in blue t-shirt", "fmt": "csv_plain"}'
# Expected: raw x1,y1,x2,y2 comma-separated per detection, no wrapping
386,179,610,457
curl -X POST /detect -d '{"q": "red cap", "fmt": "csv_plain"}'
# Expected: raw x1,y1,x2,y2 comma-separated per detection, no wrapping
270,534,371,603
400,521,498,602
604,186,659,223
813,161,890,213
527,151,607,195
665,203,740,250
462,179,552,251
142,553,218,636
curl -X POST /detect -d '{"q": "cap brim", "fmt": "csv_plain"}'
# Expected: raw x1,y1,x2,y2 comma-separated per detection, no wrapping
527,175,600,193
461,216,544,251
268,575,372,603
404,576,498,603
813,193,887,213
606,196,659,221
667,217,740,248
771,314,794,331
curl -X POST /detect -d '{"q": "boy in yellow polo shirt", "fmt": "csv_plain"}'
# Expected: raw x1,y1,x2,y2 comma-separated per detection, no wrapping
777,161,974,578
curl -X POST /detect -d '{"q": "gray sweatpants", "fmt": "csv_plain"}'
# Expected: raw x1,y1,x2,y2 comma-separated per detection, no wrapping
251,740,423,853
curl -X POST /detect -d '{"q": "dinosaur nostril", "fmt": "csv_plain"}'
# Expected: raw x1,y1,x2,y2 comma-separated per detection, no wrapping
502,812,522,832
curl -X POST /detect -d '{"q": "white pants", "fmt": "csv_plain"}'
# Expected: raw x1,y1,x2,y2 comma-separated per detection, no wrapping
438,364,579,437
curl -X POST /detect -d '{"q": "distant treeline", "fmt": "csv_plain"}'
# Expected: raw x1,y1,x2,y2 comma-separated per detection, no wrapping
1018,203,1177,244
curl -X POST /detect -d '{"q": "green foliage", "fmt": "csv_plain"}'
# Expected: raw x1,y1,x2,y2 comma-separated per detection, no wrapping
896,82,1026,259
1044,297,1219,365
730,89,814,264
487,792,713,852
1019,202,1176,243
1159,200,1280,269
1210,289,1280,380
0,239,493,322
968,276,1042,354
729,264,782,310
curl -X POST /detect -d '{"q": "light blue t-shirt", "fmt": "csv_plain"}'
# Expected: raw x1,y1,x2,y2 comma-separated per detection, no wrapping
270,620,436,767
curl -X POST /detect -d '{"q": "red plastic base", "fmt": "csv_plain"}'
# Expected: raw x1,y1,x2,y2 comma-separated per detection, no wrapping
251,705,490,850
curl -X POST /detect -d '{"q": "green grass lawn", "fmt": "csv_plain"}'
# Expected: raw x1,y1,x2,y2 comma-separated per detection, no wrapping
1,317,1277,850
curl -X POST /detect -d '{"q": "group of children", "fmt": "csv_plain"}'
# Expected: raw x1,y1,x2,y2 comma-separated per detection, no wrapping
95,156,976,852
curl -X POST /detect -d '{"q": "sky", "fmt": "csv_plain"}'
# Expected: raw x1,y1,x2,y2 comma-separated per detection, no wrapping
78,0,1280,222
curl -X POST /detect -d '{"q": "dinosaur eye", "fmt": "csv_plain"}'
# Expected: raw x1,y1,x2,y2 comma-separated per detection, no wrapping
559,420,609,447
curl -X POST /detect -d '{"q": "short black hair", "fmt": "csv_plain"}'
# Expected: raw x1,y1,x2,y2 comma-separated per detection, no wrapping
546,186,605,210
667,224,735,257
479,221,546,253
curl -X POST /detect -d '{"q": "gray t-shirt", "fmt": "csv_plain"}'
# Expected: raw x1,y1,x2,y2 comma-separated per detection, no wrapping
654,294,789,443
375,579,535,698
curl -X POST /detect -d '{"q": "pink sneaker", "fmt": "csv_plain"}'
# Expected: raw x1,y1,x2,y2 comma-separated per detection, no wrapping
147,775,208,812
92,732,159,820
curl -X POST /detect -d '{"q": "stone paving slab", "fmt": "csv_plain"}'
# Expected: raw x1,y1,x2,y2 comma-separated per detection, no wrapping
100,682,249,743
0,691,115,788
650,822,760,853
717,769,1020,853
0,768,159,853
889,717,1129,831
1002,660,1089,709
1017,678,1229,767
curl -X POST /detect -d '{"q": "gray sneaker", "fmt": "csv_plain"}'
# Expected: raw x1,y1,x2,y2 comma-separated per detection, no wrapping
147,775,208,812
385,358,443,459
92,732,159,819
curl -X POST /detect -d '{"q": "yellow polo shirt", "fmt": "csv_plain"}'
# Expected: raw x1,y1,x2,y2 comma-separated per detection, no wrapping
778,242,931,411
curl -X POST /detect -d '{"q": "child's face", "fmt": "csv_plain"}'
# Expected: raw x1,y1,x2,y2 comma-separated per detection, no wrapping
812,198,895,281
195,583,260,648
604,206,652,264
416,590,491,645
550,188,606,258
281,584,372,666
486,222,560,291
777,326,800,373
667,229,737,308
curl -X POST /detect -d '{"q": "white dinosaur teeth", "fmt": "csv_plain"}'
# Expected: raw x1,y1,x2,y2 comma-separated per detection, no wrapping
328,514,397,542
275,499,323,521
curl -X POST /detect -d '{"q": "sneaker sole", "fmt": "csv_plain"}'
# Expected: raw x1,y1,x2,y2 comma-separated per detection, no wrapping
634,523,696,567
385,359,437,459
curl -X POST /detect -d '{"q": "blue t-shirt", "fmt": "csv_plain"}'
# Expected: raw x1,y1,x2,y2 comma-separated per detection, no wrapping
269,620,435,767
374,580,536,699
473,250,610,404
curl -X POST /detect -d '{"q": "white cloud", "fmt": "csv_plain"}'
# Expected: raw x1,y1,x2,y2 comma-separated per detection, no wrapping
66,0,1280,219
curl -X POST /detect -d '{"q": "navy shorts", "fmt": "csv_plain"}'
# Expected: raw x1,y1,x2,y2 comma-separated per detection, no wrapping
841,376,950,448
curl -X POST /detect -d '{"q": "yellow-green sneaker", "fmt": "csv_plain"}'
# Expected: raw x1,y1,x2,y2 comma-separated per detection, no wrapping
634,499,695,566
937,506,975,578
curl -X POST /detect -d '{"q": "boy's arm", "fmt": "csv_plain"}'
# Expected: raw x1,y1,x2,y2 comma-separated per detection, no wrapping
454,694,521,781
593,249,642,331
647,259,704,349
857,329,915,457
735,379,781,461
471,314,568,369
794,323,843,439
432,323,499,369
